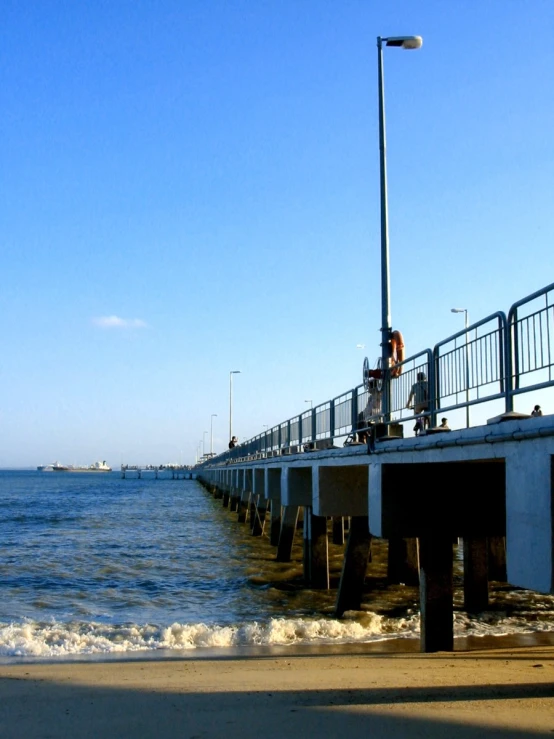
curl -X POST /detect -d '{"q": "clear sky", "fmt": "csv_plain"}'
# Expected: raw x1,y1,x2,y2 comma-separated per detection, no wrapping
1,1,553,467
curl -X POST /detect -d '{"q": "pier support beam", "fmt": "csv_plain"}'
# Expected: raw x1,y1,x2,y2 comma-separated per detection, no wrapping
335,516,372,616
463,536,489,612
488,536,507,581
252,496,268,537
237,470,252,524
222,488,230,508
252,469,268,536
303,508,329,589
230,470,243,513
388,538,420,586
419,535,453,653
276,506,299,562
332,517,345,545
266,468,282,547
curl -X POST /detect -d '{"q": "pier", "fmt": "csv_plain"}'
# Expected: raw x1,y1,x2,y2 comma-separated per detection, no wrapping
195,282,554,653
121,465,196,480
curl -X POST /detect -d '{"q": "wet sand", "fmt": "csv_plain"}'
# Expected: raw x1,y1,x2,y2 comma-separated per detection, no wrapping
1,643,554,738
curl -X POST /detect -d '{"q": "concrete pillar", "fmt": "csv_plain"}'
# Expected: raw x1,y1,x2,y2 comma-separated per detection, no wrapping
388,538,419,586
270,500,282,546
252,495,268,536
332,517,345,545
252,469,268,536
249,493,258,527
303,508,329,589
335,516,372,617
276,505,299,562
230,469,243,513
419,535,453,653
266,468,282,546
463,537,489,612
488,536,507,581
237,469,252,524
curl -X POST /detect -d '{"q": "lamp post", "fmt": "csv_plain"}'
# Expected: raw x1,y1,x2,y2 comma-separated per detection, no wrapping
377,34,422,421
210,414,217,456
304,400,313,408
451,308,470,428
202,430,208,458
229,370,241,442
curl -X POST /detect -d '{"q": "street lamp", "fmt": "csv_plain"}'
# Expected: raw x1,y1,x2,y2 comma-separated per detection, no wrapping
377,34,422,421
304,400,313,408
229,370,241,442
210,414,217,456
202,430,208,457
451,308,470,428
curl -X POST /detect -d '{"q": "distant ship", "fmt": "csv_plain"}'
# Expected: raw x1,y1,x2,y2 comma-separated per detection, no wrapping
40,461,112,473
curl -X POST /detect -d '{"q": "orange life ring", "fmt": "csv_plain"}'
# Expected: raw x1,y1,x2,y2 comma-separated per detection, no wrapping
390,330,405,377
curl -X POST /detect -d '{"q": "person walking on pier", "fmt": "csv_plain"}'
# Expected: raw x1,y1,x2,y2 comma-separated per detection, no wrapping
407,372,429,435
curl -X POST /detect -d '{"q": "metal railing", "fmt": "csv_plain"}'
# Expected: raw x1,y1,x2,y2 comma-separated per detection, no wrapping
508,283,554,408
203,283,554,466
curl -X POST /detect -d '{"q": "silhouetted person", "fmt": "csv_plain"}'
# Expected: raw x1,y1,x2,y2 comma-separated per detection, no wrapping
407,371,429,433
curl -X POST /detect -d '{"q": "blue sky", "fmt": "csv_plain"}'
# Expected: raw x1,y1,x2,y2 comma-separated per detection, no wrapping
1,1,553,466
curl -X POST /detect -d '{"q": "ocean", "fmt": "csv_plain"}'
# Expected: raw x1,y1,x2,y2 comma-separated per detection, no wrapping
1,470,554,661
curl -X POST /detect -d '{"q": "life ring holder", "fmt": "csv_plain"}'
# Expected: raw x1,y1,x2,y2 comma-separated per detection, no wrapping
362,330,405,389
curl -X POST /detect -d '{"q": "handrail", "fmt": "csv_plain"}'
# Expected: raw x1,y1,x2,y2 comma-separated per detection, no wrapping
200,284,554,467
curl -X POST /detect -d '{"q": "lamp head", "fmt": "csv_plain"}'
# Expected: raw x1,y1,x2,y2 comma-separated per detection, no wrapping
384,35,423,50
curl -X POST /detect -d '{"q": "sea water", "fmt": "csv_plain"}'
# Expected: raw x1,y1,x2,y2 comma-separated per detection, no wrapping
1,470,553,660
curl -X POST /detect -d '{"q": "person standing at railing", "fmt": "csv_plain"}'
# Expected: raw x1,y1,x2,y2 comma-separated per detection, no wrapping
357,379,382,443
407,372,429,435
228,436,238,449
531,405,543,417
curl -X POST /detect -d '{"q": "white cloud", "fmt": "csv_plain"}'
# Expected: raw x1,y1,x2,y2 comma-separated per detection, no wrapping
92,315,148,329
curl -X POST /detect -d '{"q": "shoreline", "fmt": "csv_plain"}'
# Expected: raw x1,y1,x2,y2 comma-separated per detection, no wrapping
1,643,554,738
2,629,554,667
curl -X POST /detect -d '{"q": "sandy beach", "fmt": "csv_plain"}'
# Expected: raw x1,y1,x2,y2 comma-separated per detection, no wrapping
1,645,553,738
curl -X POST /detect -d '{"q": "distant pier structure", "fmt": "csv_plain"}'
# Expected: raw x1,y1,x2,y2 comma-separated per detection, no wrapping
121,465,196,480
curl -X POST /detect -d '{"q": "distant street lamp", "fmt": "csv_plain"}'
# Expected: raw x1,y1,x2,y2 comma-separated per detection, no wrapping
304,400,313,408
202,430,208,457
451,308,470,428
210,414,217,456
377,34,422,421
229,370,241,442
